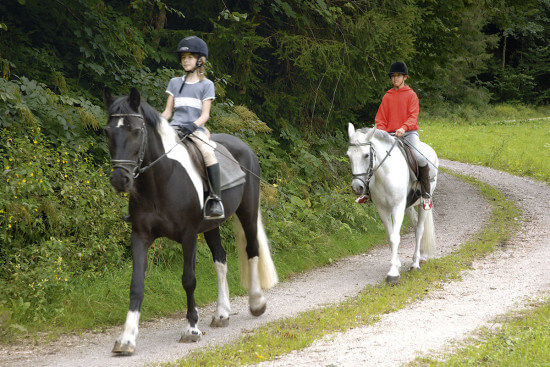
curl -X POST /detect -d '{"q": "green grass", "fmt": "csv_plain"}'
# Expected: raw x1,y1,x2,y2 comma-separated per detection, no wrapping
412,298,550,366
421,116,550,184
165,176,520,366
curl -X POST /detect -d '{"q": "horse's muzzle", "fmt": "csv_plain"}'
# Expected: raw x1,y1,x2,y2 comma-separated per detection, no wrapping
351,178,366,196
110,168,133,193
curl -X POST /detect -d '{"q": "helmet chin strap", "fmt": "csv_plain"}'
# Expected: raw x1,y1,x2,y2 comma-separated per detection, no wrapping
178,60,203,94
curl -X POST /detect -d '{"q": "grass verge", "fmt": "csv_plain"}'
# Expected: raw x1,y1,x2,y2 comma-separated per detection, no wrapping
421,117,550,184
412,298,550,366
166,174,521,366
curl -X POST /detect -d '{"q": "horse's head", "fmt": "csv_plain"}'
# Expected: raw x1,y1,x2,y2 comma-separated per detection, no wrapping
104,87,147,193
346,123,376,196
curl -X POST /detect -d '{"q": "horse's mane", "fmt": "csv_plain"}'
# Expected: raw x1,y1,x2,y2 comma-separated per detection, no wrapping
108,94,162,129
355,127,395,145
373,129,395,145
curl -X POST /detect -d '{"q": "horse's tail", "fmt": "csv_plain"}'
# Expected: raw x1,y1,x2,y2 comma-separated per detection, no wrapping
233,211,278,290
421,209,436,257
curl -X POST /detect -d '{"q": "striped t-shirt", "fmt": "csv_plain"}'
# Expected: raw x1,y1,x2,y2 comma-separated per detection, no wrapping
165,76,215,132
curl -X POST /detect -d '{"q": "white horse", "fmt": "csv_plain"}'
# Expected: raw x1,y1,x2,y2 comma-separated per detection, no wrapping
347,123,438,284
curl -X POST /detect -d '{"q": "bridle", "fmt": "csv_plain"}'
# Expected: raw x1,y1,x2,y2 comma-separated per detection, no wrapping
108,113,178,179
109,113,183,179
349,138,398,190
108,113,148,179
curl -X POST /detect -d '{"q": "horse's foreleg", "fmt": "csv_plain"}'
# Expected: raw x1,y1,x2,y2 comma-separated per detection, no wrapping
179,238,201,343
112,232,151,355
379,207,404,284
204,229,230,327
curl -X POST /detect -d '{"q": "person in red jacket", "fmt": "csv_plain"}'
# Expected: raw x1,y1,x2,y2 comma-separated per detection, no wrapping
374,61,432,210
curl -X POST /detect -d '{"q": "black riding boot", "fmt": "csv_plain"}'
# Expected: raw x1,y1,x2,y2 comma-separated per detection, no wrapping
418,164,432,210
204,164,225,219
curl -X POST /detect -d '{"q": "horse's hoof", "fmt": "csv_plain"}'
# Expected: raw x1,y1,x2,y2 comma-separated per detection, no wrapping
385,275,400,285
210,315,229,328
410,266,420,272
179,330,202,343
112,341,135,355
419,259,427,265
250,303,266,317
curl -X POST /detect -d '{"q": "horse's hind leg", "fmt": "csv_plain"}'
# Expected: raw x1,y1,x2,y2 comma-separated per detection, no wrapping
411,207,428,271
204,228,230,327
179,234,202,343
234,211,268,317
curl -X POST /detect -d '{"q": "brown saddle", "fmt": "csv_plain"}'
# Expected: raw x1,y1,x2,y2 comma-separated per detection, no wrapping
179,136,246,192
181,138,208,182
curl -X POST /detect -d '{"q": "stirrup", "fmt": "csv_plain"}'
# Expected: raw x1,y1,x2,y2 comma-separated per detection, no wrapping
422,194,432,210
204,195,225,220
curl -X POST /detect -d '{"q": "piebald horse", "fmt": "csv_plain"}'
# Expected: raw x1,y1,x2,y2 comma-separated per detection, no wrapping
104,88,278,355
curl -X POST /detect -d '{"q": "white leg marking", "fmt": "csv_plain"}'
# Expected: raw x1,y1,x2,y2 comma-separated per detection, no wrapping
248,256,267,316
180,308,202,343
211,261,231,327
115,310,140,352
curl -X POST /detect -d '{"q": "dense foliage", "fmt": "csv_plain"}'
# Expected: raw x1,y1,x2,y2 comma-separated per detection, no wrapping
0,0,547,335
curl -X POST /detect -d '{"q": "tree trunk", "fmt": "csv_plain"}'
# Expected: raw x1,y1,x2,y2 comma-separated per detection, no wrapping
502,35,507,70
153,4,167,47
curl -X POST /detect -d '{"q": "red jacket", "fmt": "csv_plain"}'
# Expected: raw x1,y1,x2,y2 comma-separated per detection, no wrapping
374,85,419,133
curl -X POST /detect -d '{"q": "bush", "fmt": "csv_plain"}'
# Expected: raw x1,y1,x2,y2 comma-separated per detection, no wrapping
0,78,129,331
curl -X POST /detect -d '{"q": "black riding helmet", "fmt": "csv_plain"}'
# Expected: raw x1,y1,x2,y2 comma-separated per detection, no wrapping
176,36,208,59
388,61,408,76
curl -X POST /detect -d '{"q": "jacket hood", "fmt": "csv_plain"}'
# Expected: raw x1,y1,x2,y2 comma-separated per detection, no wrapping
387,85,412,94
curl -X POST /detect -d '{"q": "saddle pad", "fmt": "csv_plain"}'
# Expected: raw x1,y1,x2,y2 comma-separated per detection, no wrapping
214,143,246,190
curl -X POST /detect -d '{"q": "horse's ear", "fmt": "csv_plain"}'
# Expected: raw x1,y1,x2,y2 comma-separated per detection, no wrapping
347,123,356,139
104,86,114,109
129,88,141,112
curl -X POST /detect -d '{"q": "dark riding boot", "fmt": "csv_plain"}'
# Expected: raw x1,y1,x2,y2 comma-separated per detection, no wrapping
418,164,432,210
204,164,225,219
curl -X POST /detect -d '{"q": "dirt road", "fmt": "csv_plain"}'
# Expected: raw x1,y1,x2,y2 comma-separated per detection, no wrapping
1,160,548,367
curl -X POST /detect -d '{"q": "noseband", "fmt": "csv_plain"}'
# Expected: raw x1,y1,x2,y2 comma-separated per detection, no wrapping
109,113,148,179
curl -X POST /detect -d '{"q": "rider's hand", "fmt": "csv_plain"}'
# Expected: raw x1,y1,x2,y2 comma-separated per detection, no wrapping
395,128,405,137
179,123,198,135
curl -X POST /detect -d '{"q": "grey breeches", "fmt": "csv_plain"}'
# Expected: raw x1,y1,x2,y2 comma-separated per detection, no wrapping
403,131,428,167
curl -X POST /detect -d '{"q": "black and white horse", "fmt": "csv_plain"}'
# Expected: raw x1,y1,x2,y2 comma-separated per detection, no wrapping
347,123,438,284
104,88,278,355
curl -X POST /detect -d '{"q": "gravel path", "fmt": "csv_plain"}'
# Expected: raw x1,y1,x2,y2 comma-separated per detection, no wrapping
260,160,550,366
1,160,548,367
